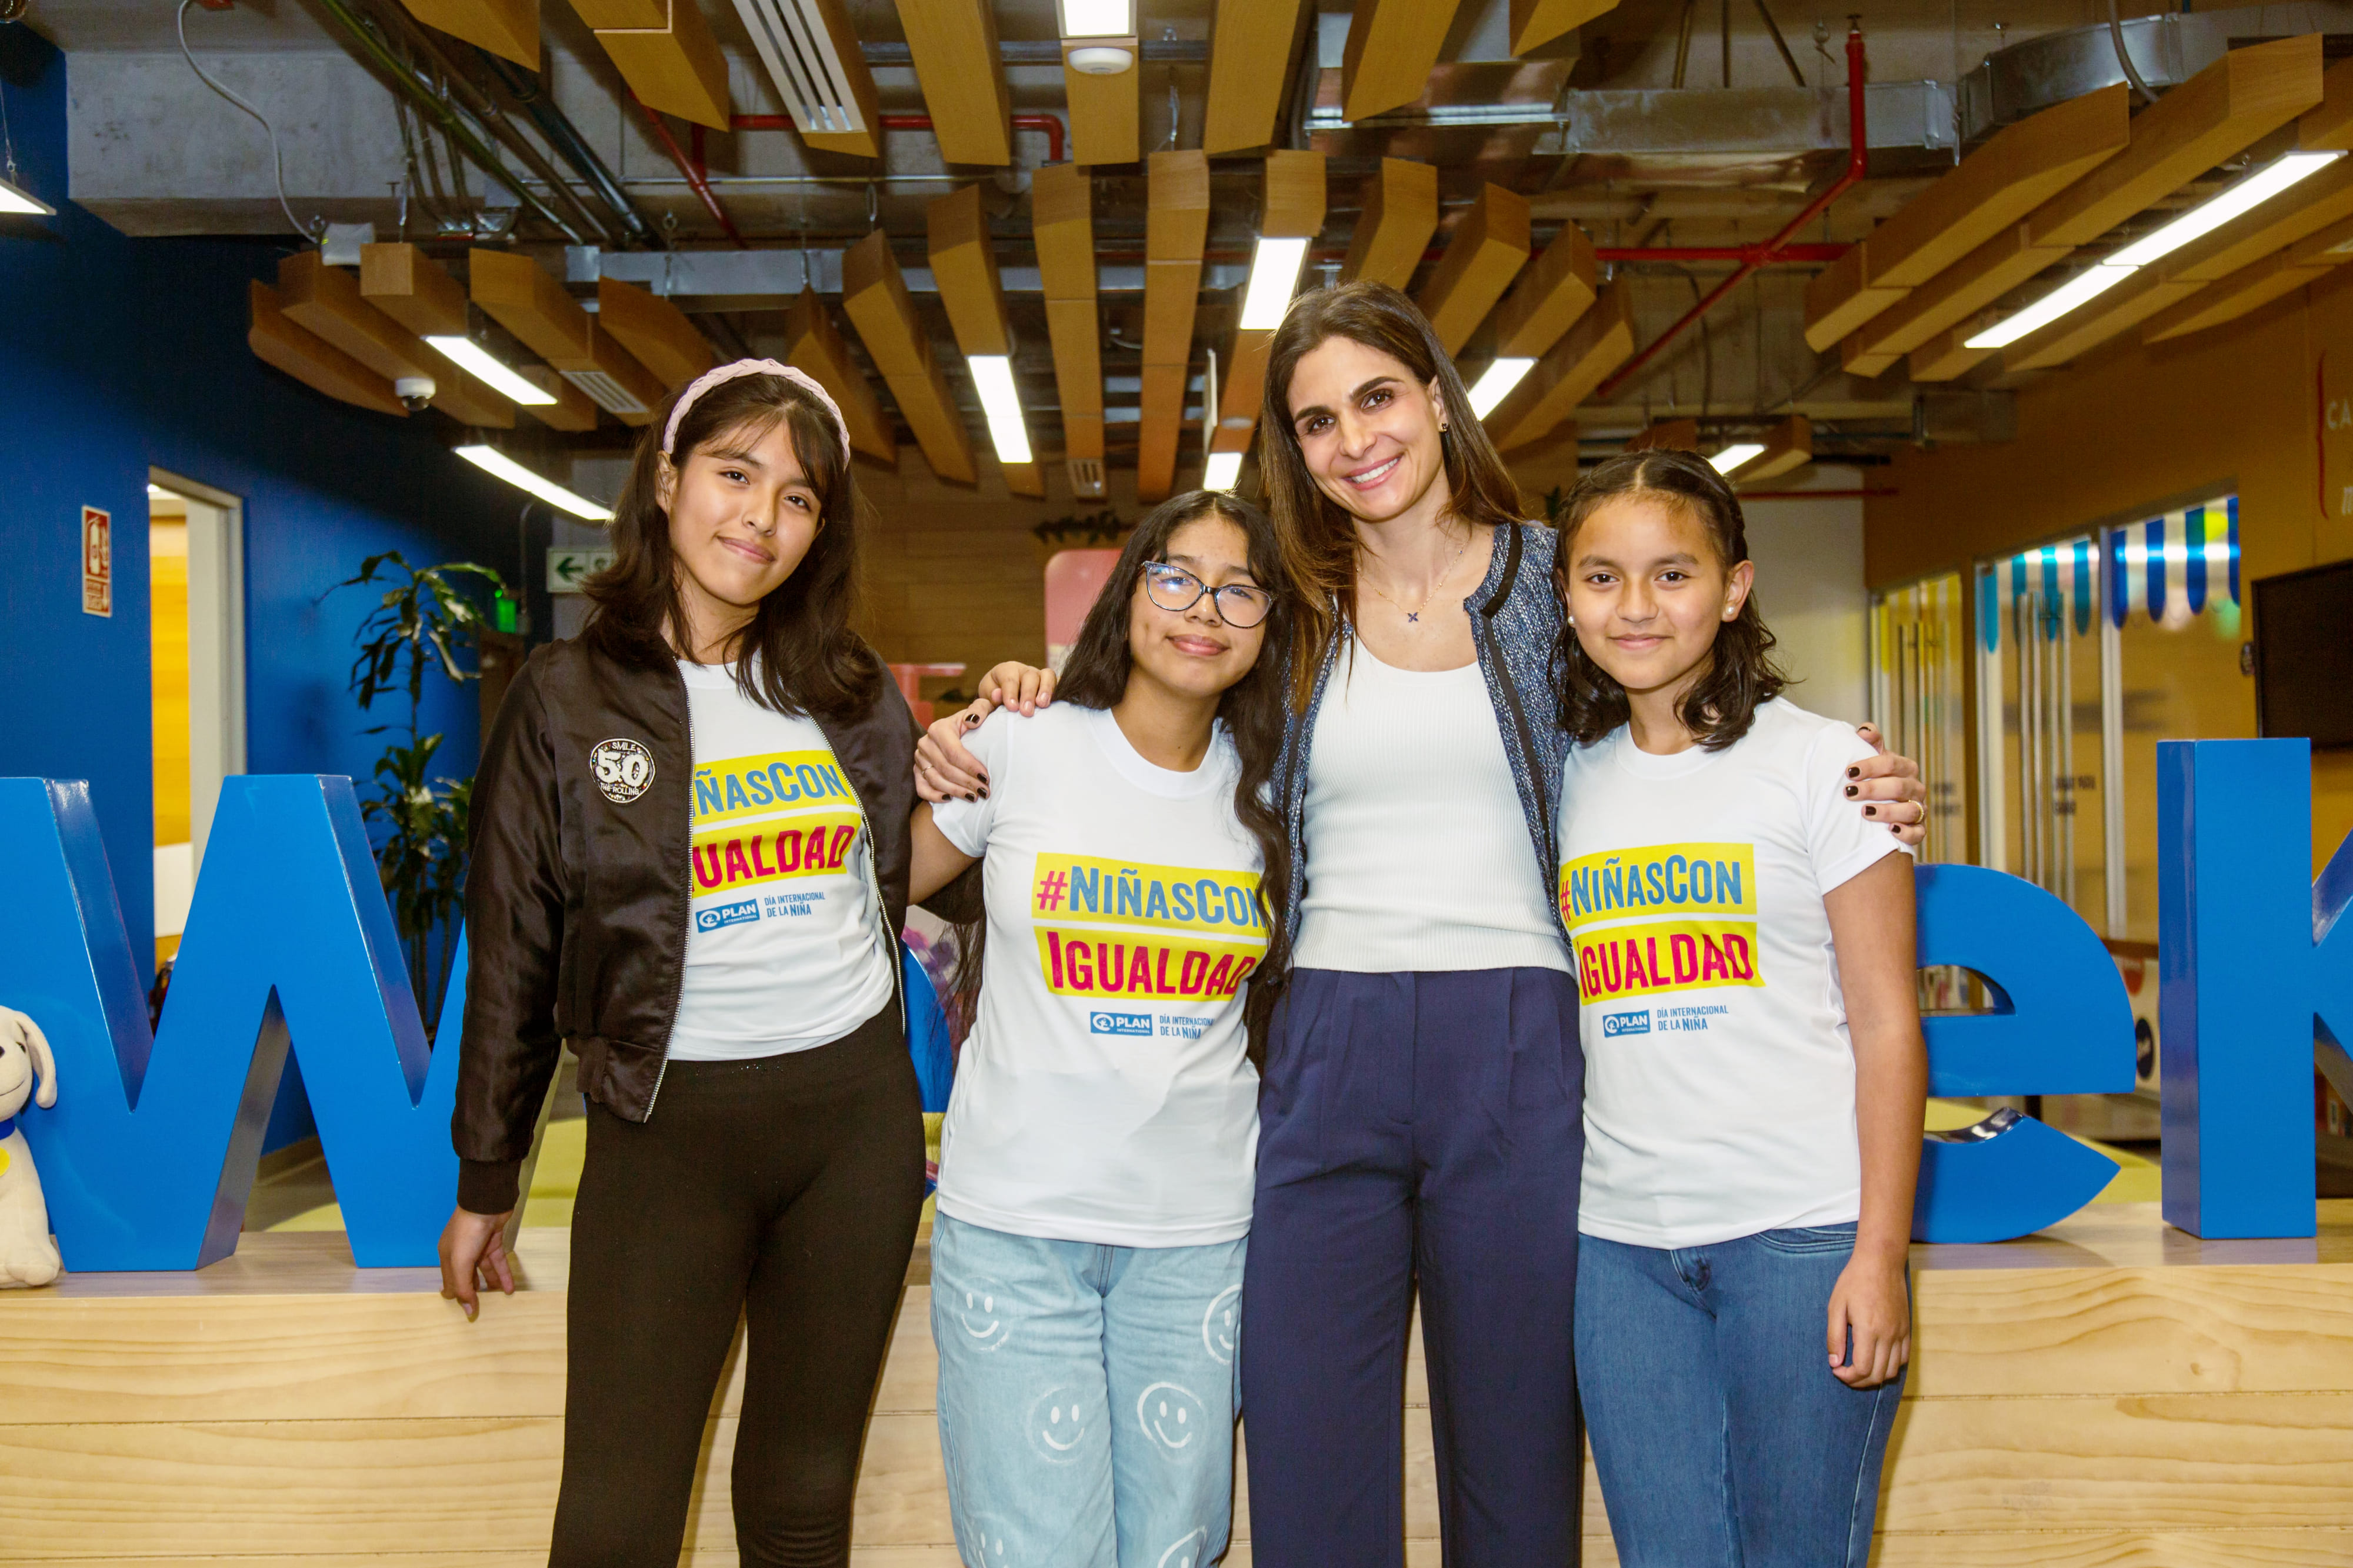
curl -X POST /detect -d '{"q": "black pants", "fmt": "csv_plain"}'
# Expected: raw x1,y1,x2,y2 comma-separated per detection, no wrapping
549,1006,927,1568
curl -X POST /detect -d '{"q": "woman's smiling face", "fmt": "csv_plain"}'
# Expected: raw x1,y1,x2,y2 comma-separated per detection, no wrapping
656,415,822,619
1284,335,1449,525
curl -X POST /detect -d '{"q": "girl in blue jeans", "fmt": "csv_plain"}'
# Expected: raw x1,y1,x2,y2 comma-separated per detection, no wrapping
1551,448,1927,1568
906,492,1292,1568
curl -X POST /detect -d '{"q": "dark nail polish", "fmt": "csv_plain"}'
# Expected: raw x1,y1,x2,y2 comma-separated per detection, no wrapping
1845,784,1858,797
1864,805,1877,816
979,789,989,800
1847,766,1861,779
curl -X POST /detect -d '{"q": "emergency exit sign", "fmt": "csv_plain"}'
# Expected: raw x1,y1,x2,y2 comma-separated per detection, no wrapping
546,546,615,593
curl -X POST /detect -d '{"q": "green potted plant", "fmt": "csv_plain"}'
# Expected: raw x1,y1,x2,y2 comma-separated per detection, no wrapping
330,551,508,1027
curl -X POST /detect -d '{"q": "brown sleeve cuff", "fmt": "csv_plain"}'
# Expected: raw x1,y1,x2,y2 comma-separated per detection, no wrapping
458,1157,524,1217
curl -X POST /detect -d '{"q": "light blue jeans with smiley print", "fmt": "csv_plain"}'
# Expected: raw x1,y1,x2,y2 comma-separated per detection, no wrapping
932,1212,1245,1568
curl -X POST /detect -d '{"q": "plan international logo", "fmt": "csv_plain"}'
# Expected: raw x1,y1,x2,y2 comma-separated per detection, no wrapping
1089,1011,1154,1037
1602,1009,1651,1037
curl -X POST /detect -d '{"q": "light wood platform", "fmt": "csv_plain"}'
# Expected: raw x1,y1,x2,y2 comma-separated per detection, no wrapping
4,1205,2351,1566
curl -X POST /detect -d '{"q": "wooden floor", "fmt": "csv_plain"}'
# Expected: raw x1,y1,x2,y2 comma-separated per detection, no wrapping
4,1204,2351,1566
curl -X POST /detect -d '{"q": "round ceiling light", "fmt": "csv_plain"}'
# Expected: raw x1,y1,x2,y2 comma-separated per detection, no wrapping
1066,44,1135,75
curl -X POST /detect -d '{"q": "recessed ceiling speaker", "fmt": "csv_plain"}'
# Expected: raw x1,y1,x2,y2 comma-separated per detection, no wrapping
1068,458,1106,499
731,0,868,136
1066,45,1135,75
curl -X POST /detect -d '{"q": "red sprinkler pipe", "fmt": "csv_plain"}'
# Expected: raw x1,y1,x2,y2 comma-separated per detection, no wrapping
729,111,1068,165
1592,242,1850,263
632,93,748,248
1597,21,1869,400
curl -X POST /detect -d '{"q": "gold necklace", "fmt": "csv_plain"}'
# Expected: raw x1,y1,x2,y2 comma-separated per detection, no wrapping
1362,526,1472,625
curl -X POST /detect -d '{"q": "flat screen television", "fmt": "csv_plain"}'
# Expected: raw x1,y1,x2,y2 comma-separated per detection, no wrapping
2254,558,2353,749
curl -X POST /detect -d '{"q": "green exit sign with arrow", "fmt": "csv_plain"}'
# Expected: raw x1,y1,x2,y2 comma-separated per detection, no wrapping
546,546,616,593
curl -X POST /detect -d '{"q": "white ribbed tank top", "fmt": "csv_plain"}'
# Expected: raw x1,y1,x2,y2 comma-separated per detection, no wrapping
1292,638,1572,975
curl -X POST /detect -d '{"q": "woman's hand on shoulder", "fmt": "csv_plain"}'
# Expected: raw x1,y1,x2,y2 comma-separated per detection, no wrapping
916,698,998,804
1849,723,1929,849
979,661,1056,716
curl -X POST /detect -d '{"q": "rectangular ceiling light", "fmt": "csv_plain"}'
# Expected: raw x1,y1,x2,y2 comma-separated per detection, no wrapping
0,175,54,216
967,355,1034,466
1964,264,2138,349
425,336,556,405
1967,150,2347,351
1467,358,1536,419
2108,151,2345,268
1058,0,1135,36
455,445,614,521
1239,235,1312,331
1708,442,1766,474
1204,451,1243,491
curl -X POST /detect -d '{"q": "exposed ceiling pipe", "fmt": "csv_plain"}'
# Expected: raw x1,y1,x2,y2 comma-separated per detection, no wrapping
728,111,1069,166
306,0,588,243
634,94,748,248
472,47,664,250
1595,242,1848,262
1598,19,1871,402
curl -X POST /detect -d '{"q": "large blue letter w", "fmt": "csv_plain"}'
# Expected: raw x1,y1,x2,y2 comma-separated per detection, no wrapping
0,776,462,1269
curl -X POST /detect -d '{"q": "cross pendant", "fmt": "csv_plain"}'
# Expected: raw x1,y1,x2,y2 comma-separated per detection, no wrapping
1407,612,1419,622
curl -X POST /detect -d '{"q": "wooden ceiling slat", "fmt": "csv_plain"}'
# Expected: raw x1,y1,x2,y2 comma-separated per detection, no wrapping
1341,159,1440,291
470,249,593,367
1840,224,2065,376
1907,321,1990,381
1415,184,1532,356
1202,0,1305,155
397,0,538,68
1802,242,1904,354
2001,269,2198,371
1211,152,1324,460
519,366,602,432
582,0,732,128
928,183,1012,358
1491,221,1598,359
546,324,667,427
1509,0,1620,54
2144,250,2336,343
1623,419,1699,453
1341,0,1468,122
1035,163,1104,462
842,228,978,484
595,277,717,390
782,287,899,463
1483,279,1634,451
1065,44,1140,166
1729,415,1813,484
1212,331,1273,456
358,242,469,339
1139,151,1212,502
896,0,1013,165
276,252,437,383
249,282,406,418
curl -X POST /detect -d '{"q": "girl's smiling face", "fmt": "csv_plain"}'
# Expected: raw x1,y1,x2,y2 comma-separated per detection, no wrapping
1284,335,1449,525
1125,514,1270,704
656,415,822,622
1564,492,1754,703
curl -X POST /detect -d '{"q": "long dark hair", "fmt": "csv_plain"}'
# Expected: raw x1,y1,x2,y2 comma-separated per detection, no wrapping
1258,281,1529,705
1551,448,1785,749
949,491,1296,1058
582,370,881,719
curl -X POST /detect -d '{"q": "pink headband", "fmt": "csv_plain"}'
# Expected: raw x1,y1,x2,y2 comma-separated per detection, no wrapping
662,357,852,465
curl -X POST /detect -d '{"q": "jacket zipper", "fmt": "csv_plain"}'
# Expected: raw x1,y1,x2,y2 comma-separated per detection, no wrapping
646,668,694,1117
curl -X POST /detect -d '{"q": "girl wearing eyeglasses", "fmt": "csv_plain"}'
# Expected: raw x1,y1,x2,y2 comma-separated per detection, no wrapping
904,490,1291,1568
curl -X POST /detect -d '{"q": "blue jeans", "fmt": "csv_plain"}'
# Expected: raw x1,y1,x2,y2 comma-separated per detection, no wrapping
1575,1225,1906,1568
932,1212,1245,1568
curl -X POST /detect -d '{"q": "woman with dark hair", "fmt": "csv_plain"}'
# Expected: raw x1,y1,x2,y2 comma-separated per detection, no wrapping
904,492,1291,1568
922,282,1927,1566
1552,450,1923,1567
437,361,972,1568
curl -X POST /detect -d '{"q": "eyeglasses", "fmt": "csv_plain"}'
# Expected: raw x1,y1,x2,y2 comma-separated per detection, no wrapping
1142,561,1276,628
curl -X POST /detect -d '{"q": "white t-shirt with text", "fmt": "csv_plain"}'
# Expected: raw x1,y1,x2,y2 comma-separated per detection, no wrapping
931,703,1265,1248
1556,698,1912,1249
668,660,894,1061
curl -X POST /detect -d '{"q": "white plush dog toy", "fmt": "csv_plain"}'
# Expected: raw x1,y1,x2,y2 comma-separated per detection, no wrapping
0,1005,60,1287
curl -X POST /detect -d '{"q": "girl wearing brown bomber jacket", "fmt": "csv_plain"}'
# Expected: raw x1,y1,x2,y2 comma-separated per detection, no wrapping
439,361,976,1568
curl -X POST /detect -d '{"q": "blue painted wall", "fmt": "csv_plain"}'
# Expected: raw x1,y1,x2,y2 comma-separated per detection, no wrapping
0,26,552,972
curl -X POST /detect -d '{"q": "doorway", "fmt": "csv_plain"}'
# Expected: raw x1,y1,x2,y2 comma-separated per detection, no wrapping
147,471,246,971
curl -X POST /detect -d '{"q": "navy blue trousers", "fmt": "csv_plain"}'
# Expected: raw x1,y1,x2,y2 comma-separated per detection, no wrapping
1240,967,1586,1567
